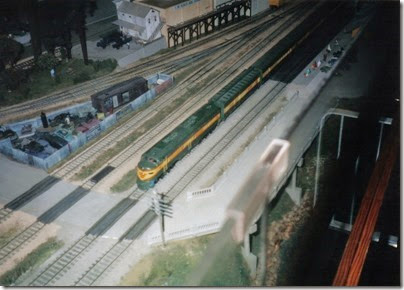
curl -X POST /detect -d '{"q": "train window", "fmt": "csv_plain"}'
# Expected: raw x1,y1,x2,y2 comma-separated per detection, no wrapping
122,91,130,103
112,95,119,108
148,157,158,164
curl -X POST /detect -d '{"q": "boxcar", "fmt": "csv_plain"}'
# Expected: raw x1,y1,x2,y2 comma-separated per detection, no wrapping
91,77,148,114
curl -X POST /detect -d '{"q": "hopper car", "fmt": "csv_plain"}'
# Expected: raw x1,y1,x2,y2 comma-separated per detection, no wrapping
136,3,330,190
91,76,148,115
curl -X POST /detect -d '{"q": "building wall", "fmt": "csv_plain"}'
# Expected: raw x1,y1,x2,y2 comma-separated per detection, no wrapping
251,0,269,15
144,10,161,39
153,0,213,43
213,0,234,8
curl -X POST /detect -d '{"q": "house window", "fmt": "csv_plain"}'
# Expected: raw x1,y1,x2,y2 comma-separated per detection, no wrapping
122,13,124,16
154,16,156,21
148,18,150,24
129,15,132,18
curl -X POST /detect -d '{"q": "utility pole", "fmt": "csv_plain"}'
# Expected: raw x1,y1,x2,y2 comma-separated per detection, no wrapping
150,190,173,246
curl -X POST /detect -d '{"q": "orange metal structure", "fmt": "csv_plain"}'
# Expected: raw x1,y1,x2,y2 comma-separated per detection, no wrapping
333,112,399,286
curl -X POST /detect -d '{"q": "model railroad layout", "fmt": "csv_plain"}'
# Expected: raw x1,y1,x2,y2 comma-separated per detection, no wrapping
0,0,360,286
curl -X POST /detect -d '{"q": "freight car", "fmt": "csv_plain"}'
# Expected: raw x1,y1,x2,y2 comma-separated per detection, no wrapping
91,77,148,115
136,3,333,190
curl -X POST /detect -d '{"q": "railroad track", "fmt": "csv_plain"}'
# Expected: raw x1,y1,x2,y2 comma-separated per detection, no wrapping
0,176,59,225
0,1,299,122
28,188,144,286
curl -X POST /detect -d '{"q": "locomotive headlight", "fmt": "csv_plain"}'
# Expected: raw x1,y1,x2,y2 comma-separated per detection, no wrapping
137,168,147,180
137,167,155,180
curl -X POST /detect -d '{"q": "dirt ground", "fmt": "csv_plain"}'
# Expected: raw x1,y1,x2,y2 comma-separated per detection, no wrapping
265,194,313,286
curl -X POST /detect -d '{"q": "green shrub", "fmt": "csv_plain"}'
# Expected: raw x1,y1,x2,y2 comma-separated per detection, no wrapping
93,59,117,72
73,72,91,84
55,75,62,84
0,238,63,286
35,54,59,71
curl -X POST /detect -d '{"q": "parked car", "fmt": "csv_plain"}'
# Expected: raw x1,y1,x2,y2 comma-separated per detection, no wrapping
96,31,122,49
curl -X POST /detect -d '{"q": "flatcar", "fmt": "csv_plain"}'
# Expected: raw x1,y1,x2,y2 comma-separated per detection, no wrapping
136,3,331,190
91,76,148,115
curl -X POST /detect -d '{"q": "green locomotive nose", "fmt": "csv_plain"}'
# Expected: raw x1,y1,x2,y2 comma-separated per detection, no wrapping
137,178,155,191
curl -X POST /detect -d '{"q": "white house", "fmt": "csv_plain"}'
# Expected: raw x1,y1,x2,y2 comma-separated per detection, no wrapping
113,0,162,43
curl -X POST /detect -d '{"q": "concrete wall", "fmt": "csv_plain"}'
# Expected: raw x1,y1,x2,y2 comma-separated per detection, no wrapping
156,0,214,42
251,0,269,16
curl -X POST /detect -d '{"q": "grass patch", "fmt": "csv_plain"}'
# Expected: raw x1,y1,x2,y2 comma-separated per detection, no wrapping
0,58,117,107
0,237,63,286
120,235,250,286
110,169,137,192
0,227,21,249
120,235,213,286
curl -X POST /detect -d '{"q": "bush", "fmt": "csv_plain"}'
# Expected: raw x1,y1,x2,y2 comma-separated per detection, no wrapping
0,238,63,286
35,54,59,71
55,74,61,84
73,71,91,84
59,47,68,61
93,59,117,72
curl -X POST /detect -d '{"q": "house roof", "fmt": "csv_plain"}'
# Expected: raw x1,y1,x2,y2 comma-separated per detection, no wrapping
113,19,145,33
117,1,151,18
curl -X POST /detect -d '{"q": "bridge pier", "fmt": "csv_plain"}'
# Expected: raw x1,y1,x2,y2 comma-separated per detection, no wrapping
241,223,258,278
286,158,303,205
